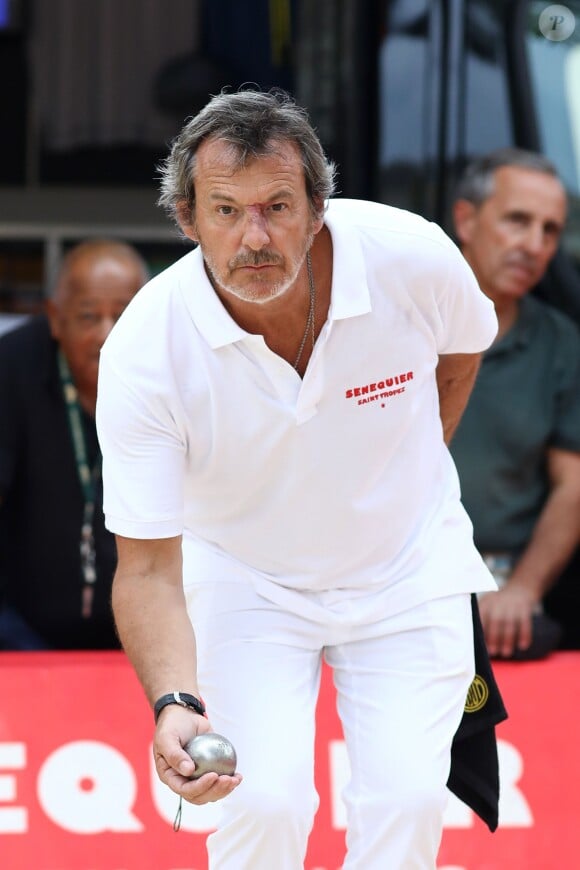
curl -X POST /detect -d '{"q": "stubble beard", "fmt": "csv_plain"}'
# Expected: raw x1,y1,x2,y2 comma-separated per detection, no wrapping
201,231,315,305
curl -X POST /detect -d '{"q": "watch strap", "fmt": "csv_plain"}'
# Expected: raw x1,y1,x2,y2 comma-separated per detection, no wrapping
153,691,206,723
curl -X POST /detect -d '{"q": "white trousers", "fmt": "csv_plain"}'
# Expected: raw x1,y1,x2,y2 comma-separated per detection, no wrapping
186,580,474,870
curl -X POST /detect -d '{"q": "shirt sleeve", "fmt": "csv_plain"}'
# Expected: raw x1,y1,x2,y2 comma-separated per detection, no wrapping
428,225,498,355
96,347,187,539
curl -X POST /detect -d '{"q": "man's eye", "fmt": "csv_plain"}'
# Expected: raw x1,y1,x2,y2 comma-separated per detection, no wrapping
217,206,235,215
270,203,287,212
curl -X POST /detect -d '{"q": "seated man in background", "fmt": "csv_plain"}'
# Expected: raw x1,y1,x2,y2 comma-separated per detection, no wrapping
451,148,580,659
0,239,148,650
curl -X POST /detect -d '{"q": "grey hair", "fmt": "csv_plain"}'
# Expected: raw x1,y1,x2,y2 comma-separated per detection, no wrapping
157,88,337,226
455,147,561,205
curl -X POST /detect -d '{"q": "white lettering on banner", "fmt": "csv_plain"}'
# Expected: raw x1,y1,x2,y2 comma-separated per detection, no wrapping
329,738,532,830
497,739,533,827
37,741,144,833
0,733,534,838
149,745,219,833
0,742,27,834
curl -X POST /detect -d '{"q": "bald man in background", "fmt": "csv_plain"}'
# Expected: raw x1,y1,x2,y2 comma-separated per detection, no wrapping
0,240,148,650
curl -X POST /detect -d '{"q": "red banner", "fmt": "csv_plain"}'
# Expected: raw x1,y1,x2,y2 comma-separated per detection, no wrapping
0,651,578,869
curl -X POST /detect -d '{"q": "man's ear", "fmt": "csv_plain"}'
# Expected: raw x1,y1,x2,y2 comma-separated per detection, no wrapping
453,199,478,246
176,200,198,242
311,196,325,235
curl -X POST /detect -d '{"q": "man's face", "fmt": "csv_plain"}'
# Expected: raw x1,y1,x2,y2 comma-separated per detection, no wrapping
47,254,143,396
454,166,567,304
179,137,323,305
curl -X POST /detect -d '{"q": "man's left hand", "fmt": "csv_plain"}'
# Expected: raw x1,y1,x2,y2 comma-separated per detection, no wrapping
478,586,539,658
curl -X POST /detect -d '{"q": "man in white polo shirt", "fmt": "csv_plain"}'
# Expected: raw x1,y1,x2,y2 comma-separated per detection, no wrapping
96,89,499,869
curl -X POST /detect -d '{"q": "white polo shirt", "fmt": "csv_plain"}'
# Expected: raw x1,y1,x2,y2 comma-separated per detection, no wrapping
97,198,498,620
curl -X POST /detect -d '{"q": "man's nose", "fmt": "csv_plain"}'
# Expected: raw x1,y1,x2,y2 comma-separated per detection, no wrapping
241,208,271,250
522,224,546,256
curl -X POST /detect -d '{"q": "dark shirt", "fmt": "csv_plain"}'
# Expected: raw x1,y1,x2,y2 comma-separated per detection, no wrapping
450,295,580,553
0,316,119,649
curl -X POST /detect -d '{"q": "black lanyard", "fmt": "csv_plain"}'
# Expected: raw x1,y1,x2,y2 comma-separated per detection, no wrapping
58,349,101,619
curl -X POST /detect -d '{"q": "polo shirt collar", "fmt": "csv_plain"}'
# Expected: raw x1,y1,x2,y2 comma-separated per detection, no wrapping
324,200,372,320
485,295,537,357
178,200,372,349
178,247,247,350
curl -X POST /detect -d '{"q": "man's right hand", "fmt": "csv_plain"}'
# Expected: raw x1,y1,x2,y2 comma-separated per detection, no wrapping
153,706,243,804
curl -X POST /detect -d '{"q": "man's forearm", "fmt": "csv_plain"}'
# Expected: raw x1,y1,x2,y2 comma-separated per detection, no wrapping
112,536,201,707
436,353,482,445
508,486,580,600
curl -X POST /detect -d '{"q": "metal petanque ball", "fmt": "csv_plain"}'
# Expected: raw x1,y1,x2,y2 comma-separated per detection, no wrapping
184,733,237,779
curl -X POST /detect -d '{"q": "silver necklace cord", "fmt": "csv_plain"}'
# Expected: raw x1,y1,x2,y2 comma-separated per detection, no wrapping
292,251,316,370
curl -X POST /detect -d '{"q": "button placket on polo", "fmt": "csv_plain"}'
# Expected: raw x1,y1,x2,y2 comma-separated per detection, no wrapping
241,333,302,408
294,321,329,424
241,325,328,425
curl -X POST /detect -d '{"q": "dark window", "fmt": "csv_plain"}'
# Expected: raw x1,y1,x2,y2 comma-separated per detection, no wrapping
377,0,443,217
525,0,580,265
463,1,513,156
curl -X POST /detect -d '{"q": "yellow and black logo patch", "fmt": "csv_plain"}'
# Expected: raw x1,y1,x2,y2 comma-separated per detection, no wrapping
465,675,489,713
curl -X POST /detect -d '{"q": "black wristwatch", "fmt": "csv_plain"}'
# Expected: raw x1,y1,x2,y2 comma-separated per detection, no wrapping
153,691,206,723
